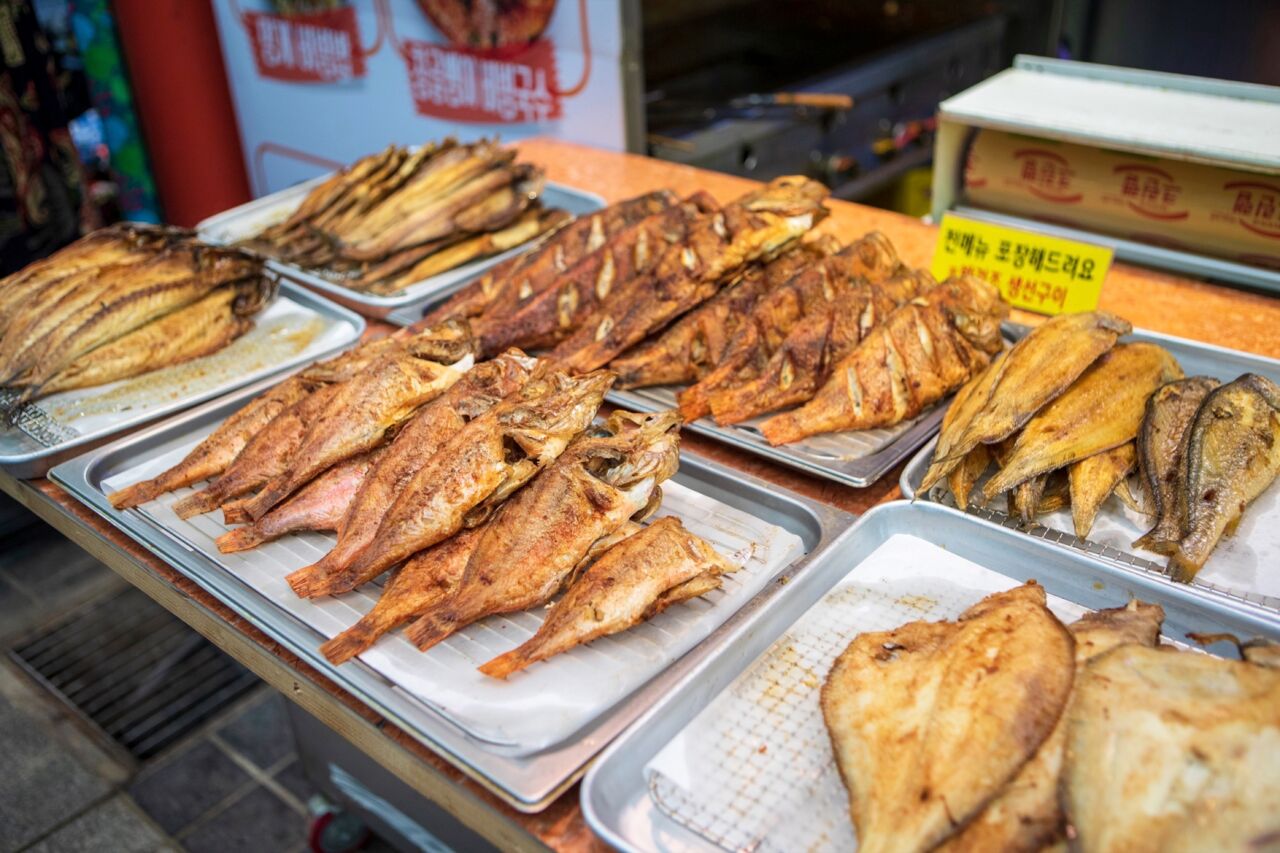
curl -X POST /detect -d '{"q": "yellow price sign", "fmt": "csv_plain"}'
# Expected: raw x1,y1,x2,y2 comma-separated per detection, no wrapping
931,213,1113,315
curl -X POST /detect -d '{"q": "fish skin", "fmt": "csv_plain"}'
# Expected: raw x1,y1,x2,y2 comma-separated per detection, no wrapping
1062,644,1280,853
1008,473,1048,525
286,350,538,598
473,193,720,355
330,368,615,592
677,231,902,421
107,376,314,509
947,445,990,511
215,449,384,553
982,343,1183,499
1132,376,1221,553
478,516,735,679
708,269,935,425
938,600,1164,853
760,276,1007,445
821,583,1075,853
550,176,831,374
238,350,474,521
610,237,840,389
935,312,1132,475
1169,374,1280,583
1069,443,1137,538
918,350,1010,495
405,409,682,652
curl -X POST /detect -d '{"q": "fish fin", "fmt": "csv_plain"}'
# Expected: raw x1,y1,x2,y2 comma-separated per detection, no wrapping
320,615,386,665
286,558,346,599
477,649,527,680
172,489,219,519
215,526,267,553
221,500,253,525
405,609,457,651
108,480,160,509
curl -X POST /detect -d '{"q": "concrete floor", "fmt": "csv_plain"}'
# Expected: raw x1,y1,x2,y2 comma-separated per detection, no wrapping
0,496,395,852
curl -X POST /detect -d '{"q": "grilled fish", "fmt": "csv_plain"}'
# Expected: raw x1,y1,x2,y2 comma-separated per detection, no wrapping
677,231,902,421
707,269,935,424
286,350,537,598
821,583,1074,853
479,516,735,679
331,368,614,591
1062,644,1280,852
549,176,831,373
1132,377,1221,553
406,410,681,651
930,312,1131,480
760,276,1007,445
1069,443,1136,538
610,237,841,389
948,445,990,511
918,351,1009,495
983,343,1182,499
474,193,720,355
940,600,1164,853
1168,374,1280,582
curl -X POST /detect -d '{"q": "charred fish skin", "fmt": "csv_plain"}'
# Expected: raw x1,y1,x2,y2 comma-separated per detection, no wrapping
1169,374,1280,583
1132,376,1221,554
405,409,682,652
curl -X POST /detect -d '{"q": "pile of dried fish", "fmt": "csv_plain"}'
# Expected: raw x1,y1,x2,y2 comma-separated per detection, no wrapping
0,224,276,416
822,585,1280,852
239,139,564,295
107,327,740,674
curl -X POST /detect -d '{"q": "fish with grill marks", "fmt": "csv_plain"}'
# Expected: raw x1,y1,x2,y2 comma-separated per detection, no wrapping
761,276,1007,445
677,231,901,421
821,582,1075,853
609,237,840,390
406,409,681,652
549,176,831,374
328,368,615,593
424,190,677,325
479,516,735,679
473,192,720,355
708,269,935,425
286,350,538,598
237,349,475,522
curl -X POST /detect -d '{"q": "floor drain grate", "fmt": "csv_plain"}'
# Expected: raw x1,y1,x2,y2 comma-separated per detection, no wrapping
9,586,260,760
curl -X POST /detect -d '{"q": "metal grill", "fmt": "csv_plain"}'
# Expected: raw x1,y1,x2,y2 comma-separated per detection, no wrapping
0,389,79,447
9,586,260,760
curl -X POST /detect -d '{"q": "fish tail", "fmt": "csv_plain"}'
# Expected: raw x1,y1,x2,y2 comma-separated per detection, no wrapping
173,488,220,519
215,526,267,553
286,556,346,599
759,412,804,446
405,609,457,651
320,613,387,664
477,648,531,680
220,499,253,525
108,479,162,509
240,484,286,521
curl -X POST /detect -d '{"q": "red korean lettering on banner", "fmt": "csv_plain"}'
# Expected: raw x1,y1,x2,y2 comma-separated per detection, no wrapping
403,38,562,124
244,7,366,83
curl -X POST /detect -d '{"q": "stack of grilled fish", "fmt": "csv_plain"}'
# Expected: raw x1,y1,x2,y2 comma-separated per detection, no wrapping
107,323,739,675
428,178,1010,444
239,139,567,295
921,311,1280,583
822,585,1280,852
0,224,276,415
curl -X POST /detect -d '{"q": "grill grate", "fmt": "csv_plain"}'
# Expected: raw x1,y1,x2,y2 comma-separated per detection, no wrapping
9,586,260,760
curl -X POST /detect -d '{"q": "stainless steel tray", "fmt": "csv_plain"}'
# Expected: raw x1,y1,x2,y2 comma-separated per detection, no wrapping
901,322,1280,612
198,180,606,321
581,499,1280,853
49,383,853,812
0,281,364,479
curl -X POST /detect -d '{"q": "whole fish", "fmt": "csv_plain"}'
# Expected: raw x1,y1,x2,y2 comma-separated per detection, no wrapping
983,343,1183,499
286,350,538,598
1169,374,1280,582
1069,443,1137,538
918,351,1009,495
479,516,735,679
405,409,681,652
330,368,615,591
550,176,831,374
1132,376,1220,553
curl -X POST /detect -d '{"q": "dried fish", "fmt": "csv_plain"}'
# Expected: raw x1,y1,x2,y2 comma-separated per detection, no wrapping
1069,443,1136,538
917,351,1009,495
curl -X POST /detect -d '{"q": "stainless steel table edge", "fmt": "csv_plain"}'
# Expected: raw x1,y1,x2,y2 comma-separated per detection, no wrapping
0,280,365,479
581,500,1280,853
49,384,854,812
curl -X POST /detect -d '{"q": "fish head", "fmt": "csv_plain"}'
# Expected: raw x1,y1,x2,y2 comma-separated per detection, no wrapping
744,176,831,217
406,318,475,365
499,369,616,460
580,410,682,489
941,275,1009,354
231,274,279,316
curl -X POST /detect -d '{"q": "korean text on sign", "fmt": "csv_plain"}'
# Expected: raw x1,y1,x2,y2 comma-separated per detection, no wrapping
930,214,1112,315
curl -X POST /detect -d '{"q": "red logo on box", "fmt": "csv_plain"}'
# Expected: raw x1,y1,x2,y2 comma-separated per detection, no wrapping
1113,164,1188,221
1225,181,1280,239
245,7,366,83
403,38,561,123
1013,149,1082,204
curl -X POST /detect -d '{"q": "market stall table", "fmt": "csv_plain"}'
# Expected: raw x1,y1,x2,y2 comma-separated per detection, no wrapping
3,138,1278,852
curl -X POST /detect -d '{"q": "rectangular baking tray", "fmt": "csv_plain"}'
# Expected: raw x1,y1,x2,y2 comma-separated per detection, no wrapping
581,499,1280,853
49,382,853,812
900,322,1280,612
0,281,364,479
197,179,606,320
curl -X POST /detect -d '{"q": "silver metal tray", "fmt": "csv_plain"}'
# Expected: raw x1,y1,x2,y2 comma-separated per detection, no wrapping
198,180,606,320
581,499,1280,853
901,322,1280,612
0,281,364,479
49,383,853,812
